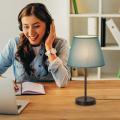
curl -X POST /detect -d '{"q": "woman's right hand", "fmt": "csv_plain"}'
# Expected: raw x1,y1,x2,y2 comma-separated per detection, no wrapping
14,81,19,92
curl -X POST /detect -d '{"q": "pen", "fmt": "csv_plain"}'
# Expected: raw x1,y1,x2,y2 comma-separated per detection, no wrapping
21,81,23,95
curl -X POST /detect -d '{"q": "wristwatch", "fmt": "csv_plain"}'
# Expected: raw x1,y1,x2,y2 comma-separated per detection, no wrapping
45,48,57,56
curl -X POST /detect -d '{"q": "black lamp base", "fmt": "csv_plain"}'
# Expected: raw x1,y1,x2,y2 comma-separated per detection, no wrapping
75,96,96,106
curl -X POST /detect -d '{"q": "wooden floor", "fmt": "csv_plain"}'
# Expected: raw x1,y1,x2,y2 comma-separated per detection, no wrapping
1,80,120,120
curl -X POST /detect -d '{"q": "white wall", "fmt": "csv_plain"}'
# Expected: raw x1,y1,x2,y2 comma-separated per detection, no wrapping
0,0,69,78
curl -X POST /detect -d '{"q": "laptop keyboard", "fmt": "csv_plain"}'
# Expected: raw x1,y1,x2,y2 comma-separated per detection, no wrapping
17,105,22,109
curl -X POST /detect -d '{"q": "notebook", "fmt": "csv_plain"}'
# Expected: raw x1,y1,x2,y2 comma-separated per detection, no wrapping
0,78,29,114
16,81,45,95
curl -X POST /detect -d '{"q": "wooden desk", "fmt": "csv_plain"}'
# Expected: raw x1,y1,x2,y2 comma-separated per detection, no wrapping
1,80,120,120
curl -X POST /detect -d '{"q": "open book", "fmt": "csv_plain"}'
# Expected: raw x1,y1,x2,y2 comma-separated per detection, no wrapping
16,81,45,95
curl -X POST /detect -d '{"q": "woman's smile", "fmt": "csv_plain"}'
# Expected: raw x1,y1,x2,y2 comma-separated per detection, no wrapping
29,35,39,41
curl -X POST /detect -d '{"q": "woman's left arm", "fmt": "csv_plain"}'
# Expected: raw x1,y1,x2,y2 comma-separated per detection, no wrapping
45,21,71,87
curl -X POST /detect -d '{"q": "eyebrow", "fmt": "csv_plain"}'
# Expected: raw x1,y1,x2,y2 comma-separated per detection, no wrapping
23,22,40,25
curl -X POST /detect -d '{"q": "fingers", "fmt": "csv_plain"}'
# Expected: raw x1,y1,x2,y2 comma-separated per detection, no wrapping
14,84,19,92
14,81,19,92
50,20,56,39
51,20,55,32
45,20,56,49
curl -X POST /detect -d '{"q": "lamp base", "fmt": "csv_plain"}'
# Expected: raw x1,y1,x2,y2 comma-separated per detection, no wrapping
75,96,96,106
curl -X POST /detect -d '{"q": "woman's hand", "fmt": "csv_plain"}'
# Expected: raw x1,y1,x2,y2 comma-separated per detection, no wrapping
14,80,19,92
45,20,56,50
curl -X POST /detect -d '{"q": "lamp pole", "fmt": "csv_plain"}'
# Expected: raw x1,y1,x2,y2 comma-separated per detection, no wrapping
84,68,87,102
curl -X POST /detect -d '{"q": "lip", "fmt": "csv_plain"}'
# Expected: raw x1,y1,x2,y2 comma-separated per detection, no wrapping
29,35,39,41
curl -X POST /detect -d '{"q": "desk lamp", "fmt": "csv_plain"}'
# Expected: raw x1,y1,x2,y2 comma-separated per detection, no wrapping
68,35,105,106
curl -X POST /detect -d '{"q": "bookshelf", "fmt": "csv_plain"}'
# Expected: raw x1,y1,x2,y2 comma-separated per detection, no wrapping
69,0,120,80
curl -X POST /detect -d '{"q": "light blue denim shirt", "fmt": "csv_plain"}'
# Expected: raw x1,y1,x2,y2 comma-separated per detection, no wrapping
0,37,71,87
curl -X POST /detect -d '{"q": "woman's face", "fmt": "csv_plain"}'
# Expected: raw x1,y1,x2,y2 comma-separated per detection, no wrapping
21,15,46,46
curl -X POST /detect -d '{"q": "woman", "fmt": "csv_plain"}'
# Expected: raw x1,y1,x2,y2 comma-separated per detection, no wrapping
0,3,70,87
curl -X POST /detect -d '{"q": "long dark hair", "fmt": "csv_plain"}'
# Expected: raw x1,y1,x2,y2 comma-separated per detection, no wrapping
15,3,52,75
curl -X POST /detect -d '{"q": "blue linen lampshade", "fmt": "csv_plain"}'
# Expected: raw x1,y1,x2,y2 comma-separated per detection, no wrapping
68,35,105,106
68,35,105,68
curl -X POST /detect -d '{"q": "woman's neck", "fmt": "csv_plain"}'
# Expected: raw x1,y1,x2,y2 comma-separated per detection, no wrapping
31,44,40,47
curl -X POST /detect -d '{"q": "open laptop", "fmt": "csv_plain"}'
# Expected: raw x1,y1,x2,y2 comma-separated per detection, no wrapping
0,78,29,114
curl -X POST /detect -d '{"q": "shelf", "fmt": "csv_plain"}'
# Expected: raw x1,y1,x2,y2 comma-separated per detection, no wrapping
70,0,99,14
102,0,120,14
70,14,99,17
102,44,120,50
72,71,98,80
70,17,99,44
100,73,120,80
69,0,120,80
101,14,120,18
70,14,120,18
